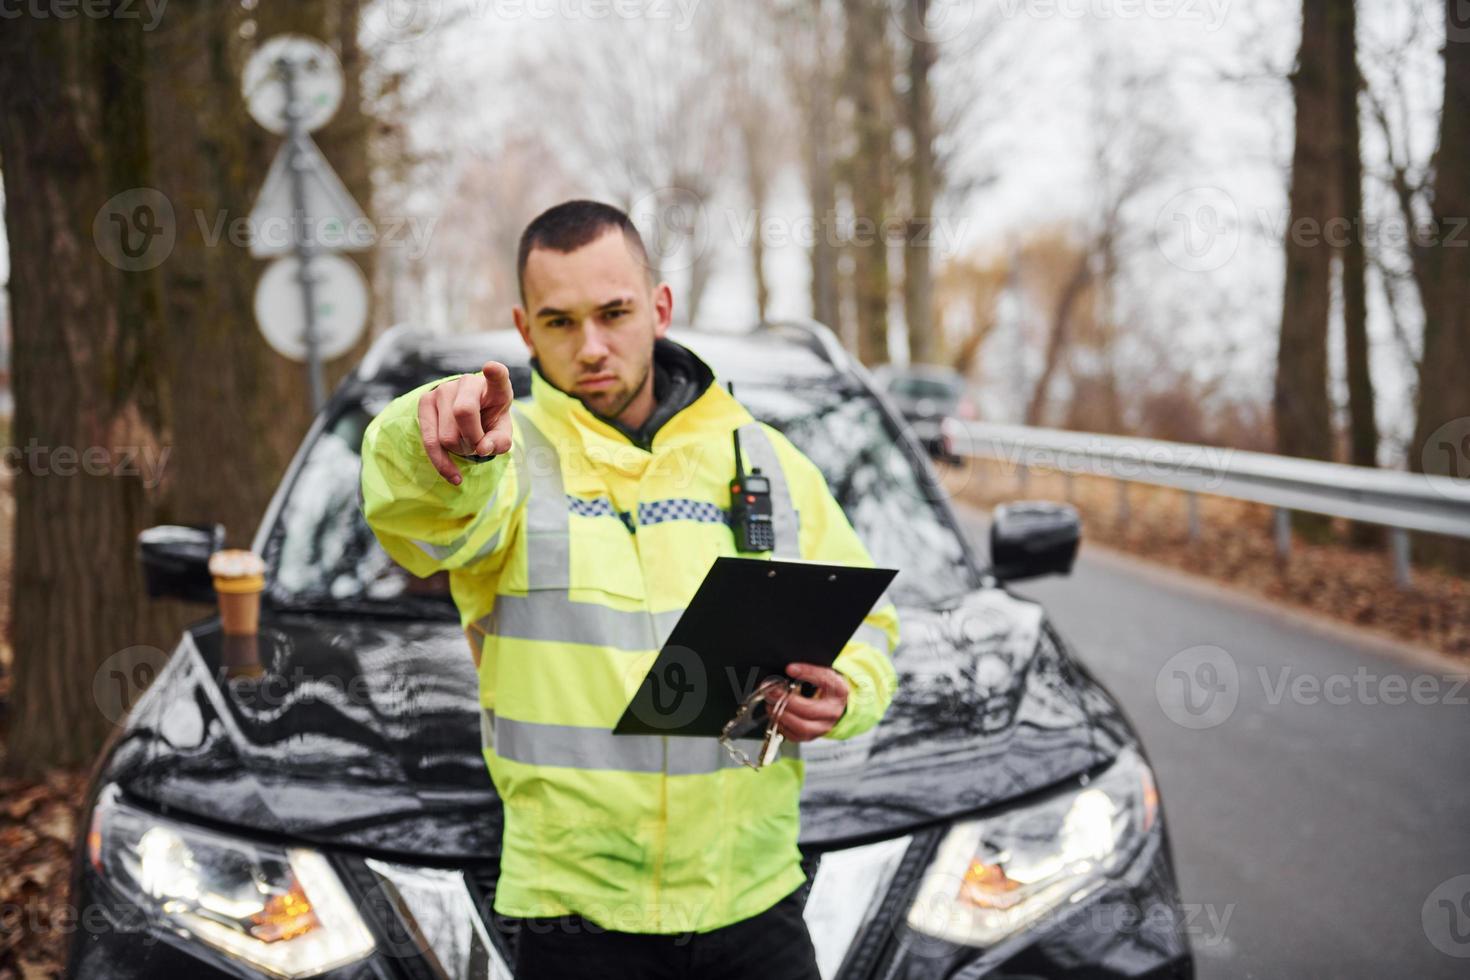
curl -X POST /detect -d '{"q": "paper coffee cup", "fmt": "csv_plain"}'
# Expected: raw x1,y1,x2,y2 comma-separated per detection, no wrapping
209,549,266,636
221,632,265,678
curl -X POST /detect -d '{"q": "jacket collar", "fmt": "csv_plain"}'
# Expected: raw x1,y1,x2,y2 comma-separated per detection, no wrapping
528,339,753,462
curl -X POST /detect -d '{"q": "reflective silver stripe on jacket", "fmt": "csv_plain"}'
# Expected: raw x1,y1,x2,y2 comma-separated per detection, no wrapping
511,405,571,589
477,597,683,652
735,423,800,558
480,707,495,753
483,711,792,774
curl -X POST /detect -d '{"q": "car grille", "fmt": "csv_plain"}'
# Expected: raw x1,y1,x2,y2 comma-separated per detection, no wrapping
350,836,931,980
364,859,513,979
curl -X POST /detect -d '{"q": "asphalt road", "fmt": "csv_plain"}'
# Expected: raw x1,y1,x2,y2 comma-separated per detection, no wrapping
954,504,1470,980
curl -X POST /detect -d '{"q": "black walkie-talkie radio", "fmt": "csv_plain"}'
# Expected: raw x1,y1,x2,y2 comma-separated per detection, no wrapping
728,383,775,553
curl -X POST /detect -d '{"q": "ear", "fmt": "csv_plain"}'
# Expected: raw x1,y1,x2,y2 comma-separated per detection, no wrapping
512,306,533,351
652,282,674,339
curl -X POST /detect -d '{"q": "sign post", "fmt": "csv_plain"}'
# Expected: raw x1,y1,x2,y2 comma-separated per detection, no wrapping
279,56,326,410
243,35,369,413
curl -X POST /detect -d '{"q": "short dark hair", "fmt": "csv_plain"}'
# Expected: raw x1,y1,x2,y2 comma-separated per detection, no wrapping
516,200,652,305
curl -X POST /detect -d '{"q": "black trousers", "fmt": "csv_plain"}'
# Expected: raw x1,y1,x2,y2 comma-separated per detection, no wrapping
508,886,822,980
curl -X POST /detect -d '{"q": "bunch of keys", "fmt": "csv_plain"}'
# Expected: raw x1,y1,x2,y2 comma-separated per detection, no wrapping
720,677,801,771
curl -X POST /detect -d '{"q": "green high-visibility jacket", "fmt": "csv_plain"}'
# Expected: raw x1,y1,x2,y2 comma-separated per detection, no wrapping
359,348,900,934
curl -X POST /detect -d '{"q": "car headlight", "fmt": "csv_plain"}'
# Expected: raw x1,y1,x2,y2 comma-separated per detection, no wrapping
905,747,1159,948
88,788,375,978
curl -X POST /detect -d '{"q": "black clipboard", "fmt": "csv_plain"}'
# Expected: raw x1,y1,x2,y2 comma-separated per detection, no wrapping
613,557,897,738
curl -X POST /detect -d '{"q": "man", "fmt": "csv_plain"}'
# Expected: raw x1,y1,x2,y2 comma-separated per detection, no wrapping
359,200,899,980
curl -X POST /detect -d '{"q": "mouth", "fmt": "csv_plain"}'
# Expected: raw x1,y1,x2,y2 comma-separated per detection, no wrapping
578,375,618,391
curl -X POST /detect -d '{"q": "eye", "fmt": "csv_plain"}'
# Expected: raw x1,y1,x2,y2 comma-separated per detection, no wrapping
605,308,629,321
547,317,572,328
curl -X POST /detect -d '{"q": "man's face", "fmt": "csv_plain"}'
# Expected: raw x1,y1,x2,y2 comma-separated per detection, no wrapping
512,229,673,423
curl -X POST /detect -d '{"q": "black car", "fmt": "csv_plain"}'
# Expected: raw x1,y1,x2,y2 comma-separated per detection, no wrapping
67,321,1194,979
872,365,975,464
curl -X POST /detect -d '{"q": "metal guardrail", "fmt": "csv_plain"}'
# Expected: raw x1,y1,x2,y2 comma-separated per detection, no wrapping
949,421,1470,586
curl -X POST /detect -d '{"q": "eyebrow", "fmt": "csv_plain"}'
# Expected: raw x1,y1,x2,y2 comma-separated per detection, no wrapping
535,296,636,319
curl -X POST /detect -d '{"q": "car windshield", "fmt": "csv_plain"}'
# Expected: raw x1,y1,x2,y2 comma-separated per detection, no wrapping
263,378,976,618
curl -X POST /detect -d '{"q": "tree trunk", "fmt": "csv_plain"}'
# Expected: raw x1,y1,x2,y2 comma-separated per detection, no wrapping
143,3,308,537
1410,0,1470,570
1025,255,1091,427
903,0,938,366
1332,0,1380,547
740,117,772,322
0,14,174,773
674,179,715,325
323,0,376,384
1274,0,1337,538
0,1,374,774
808,77,841,330
842,0,892,366
787,0,841,330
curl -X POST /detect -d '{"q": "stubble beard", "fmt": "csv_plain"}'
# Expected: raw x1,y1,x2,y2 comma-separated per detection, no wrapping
585,360,653,425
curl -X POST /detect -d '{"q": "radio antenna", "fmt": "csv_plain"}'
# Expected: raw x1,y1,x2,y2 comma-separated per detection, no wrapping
728,382,747,478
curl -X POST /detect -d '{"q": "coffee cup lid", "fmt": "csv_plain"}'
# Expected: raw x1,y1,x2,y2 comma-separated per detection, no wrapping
209,549,266,579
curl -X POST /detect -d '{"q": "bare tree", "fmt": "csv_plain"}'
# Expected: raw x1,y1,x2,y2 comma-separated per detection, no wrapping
775,0,845,329
900,0,939,365
723,6,796,324
1274,1,1338,502
1410,0,1470,569
1026,48,1174,431
419,140,580,332
935,250,1007,377
1024,243,1093,428
840,0,896,366
1331,1,1380,548
507,14,739,323
902,3,1017,369
0,10,179,773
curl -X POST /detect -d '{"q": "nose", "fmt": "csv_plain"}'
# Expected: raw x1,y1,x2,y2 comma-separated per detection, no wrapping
577,322,611,366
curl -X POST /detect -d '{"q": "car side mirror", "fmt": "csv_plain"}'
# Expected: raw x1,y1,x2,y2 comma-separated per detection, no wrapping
989,502,1080,583
138,524,226,602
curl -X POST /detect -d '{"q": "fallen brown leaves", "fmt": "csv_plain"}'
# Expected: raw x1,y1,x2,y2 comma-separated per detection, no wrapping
944,460,1470,660
0,769,88,980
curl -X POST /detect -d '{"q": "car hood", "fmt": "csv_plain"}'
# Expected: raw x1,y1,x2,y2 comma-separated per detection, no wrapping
107,587,1127,859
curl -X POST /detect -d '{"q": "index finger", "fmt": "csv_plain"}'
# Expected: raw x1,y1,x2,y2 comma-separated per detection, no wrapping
481,361,513,415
